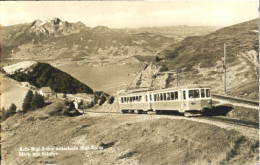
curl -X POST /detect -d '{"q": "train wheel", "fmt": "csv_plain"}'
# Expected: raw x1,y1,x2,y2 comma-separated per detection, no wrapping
129,110,134,114
137,110,143,114
121,110,127,114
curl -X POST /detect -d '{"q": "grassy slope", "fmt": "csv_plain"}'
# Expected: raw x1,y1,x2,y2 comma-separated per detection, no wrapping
155,19,258,100
2,100,259,165
1,75,29,110
158,18,258,69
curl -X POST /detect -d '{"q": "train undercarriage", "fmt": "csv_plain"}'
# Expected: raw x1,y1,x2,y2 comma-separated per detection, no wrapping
120,109,204,117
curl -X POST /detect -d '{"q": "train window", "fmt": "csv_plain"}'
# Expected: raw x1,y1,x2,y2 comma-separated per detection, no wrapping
130,97,132,103
121,97,123,103
201,89,205,98
160,93,163,101
189,90,200,99
145,95,148,102
206,89,210,97
170,92,174,100
175,92,178,100
167,93,171,101
183,91,186,100
150,95,152,101
154,94,157,101
139,96,142,102
163,93,167,101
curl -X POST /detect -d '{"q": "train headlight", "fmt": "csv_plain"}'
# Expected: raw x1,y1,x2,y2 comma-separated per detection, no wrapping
207,100,212,104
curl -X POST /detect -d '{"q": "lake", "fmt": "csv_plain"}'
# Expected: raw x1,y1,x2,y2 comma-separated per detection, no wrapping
58,65,143,94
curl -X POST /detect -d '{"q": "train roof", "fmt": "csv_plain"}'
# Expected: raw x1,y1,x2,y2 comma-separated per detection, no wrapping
119,85,210,96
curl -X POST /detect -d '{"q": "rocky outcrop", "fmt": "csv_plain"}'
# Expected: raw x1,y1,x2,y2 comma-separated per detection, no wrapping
127,64,171,90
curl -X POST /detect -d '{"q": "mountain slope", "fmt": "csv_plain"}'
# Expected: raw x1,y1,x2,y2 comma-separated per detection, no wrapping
3,61,93,94
1,18,88,46
130,19,258,100
158,18,258,69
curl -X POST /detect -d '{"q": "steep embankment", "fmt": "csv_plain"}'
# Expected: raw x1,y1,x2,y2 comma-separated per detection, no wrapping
3,61,93,94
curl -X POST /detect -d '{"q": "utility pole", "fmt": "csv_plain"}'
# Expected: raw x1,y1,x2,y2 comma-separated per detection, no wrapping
176,68,179,87
223,44,227,95
150,62,153,89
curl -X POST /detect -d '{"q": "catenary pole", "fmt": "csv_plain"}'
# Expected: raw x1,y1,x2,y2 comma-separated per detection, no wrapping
224,44,227,95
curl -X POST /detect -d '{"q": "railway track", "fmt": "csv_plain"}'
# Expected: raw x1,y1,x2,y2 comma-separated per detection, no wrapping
201,116,259,129
83,110,259,129
212,94,259,106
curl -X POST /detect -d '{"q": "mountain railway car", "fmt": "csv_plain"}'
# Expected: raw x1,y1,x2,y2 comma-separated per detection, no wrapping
118,85,212,116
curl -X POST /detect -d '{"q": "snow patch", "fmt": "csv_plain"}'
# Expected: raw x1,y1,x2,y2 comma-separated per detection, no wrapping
3,61,37,75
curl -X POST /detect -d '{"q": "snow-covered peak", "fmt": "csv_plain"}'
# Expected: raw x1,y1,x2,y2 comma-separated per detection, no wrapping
3,61,37,75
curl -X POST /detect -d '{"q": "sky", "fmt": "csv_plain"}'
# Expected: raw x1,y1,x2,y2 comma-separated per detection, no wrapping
0,0,258,28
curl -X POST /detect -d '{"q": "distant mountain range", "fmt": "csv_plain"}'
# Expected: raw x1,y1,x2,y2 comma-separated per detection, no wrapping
2,18,87,46
1,18,218,66
118,25,220,38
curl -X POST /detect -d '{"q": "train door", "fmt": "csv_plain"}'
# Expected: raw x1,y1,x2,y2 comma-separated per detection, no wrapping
180,90,188,112
143,94,151,111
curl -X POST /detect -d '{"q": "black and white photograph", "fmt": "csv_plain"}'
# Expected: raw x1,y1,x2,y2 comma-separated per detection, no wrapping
0,1,259,164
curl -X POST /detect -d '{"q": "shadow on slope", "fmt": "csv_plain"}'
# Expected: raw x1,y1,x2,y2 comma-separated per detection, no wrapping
203,105,233,116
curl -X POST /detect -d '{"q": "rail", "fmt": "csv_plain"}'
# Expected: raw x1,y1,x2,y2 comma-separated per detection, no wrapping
212,94,259,106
